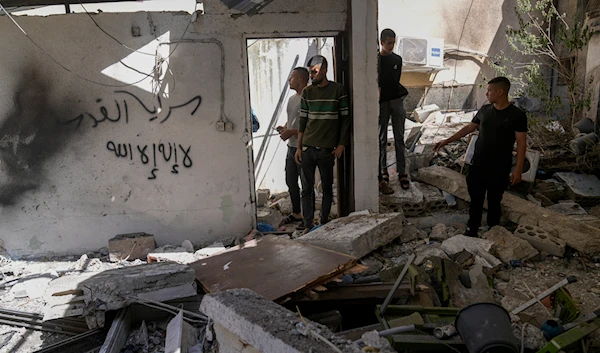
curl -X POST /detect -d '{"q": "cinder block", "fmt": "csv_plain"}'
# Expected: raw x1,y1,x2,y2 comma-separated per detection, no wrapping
380,178,426,217
417,182,447,213
513,225,566,257
108,232,156,262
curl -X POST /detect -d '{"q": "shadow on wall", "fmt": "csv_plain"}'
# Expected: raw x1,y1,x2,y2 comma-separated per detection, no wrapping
0,68,78,206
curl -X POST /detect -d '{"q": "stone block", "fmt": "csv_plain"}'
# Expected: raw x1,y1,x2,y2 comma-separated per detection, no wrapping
297,213,404,258
429,224,448,241
257,189,271,207
415,166,600,254
554,172,600,206
482,226,538,262
108,232,156,262
200,289,361,353
514,225,566,257
441,235,501,268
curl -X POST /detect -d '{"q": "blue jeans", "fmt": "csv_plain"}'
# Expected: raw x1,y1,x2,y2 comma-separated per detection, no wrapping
300,146,335,228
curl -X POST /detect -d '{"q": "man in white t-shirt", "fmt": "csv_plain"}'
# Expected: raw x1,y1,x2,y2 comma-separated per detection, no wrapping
277,67,309,227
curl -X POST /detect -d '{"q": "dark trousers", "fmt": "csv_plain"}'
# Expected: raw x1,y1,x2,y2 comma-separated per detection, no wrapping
285,146,301,214
466,166,510,232
379,96,407,181
300,146,335,227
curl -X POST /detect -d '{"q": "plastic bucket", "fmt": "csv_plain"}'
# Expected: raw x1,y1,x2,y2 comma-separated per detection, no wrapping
574,118,595,135
455,302,518,353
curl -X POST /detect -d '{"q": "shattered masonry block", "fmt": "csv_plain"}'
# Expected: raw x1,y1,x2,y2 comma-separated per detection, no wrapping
380,180,426,217
297,213,404,258
417,182,447,213
513,225,566,257
482,226,538,262
554,172,600,207
413,104,440,123
108,232,156,262
200,289,359,353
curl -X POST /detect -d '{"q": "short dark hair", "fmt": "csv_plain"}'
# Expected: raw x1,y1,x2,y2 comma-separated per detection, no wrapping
293,67,309,82
380,28,396,42
488,76,511,94
307,55,328,70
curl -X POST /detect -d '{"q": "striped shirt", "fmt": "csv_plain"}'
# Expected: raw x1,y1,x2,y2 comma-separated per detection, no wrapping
298,81,350,148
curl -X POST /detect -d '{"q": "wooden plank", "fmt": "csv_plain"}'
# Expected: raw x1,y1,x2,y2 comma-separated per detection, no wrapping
189,236,357,302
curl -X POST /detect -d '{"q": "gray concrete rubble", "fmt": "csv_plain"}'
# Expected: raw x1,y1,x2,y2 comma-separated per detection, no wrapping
416,165,600,254
429,223,450,241
200,288,362,353
441,235,501,268
108,232,156,262
418,182,448,212
380,176,425,216
547,200,589,215
414,244,449,265
482,226,538,262
297,213,404,258
43,262,196,329
554,172,600,206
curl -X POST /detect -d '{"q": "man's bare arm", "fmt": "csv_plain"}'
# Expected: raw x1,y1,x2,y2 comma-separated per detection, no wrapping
511,132,527,185
433,122,479,151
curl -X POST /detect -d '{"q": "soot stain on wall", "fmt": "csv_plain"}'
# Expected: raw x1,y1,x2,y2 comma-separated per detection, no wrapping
0,70,79,206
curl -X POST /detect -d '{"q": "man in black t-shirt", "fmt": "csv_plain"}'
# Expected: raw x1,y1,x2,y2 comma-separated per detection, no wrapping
378,29,410,195
434,77,527,237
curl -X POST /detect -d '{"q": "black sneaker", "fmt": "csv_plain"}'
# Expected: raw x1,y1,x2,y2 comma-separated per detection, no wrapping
465,226,479,238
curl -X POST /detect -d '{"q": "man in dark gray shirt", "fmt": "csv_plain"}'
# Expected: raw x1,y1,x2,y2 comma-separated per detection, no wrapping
378,28,409,194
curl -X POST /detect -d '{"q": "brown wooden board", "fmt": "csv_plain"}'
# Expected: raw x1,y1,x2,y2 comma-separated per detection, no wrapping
190,235,357,302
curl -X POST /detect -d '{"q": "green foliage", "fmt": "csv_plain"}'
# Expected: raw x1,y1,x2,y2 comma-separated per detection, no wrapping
486,0,593,131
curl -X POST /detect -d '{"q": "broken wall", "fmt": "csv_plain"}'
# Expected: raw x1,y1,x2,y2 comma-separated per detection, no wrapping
0,0,348,257
378,0,533,112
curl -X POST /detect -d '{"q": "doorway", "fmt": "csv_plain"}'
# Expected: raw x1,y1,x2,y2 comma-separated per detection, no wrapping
247,36,351,223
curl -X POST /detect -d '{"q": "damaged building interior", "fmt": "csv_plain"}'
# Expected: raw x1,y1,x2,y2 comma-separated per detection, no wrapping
0,0,600,352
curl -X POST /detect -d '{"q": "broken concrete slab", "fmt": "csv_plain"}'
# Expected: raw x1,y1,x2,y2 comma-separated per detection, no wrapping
297,213,404,258
43,262,196,328
148,245,198,264
514,225,566,257
591,205,600,218
165,310,198,353
406,213,469,232
414,244,449,265
554,172,600,206
415,166,600,254
547,200,588,215
400,224,427,243
108,232,156,262
413,104,440,123
200,288,361,353
482,226,538,263
441,235,501,268
257,189,271,207
444,260,494,308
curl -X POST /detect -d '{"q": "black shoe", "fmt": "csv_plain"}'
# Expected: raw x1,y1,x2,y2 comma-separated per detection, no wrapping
465,226,479,238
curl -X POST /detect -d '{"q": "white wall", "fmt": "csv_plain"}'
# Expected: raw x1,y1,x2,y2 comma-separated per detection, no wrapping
0,0,348,257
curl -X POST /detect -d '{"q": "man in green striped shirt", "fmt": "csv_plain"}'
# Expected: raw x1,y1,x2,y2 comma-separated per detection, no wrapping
295,55,350,231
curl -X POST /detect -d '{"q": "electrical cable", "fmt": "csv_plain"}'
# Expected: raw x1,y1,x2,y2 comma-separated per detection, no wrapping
0,1,196,89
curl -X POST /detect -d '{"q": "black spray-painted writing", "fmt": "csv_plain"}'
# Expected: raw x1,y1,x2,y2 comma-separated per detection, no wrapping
107,141,192,179
64,91,202,129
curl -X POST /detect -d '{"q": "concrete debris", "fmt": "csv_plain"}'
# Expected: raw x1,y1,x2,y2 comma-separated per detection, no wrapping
360,330,396,353
442,191,457,206
108,232,156,262
482,226,538,263
526,194,542,207
148,245,198,264
43,262,196,329
429,224,449,241
535,180,566,203
69,254,103,272
359,258,384,277
514,225,566,257
271,197,293,215
591,205,600,218
554,172,600,206
165,310,198,353
297,213,404,258
414,244,449,265
401,224,428,243
181,240,195,253
416,166,600,254
512,323,546,350
533,192,554,207
10,271,58,299
418,182,447,212
407,149,434,171
194,241,226,258
200,288,362,353
413,104,440,123
441,235,501,268
445,260,494,307
380,176,425,217
547,200,588,215
407,213,468,232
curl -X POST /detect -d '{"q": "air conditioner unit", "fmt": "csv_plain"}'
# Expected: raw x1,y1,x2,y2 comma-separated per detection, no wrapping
396,37,444,67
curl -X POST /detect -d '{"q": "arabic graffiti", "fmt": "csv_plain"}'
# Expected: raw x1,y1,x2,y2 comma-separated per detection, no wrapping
106,141,192,180
63,91,202,129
